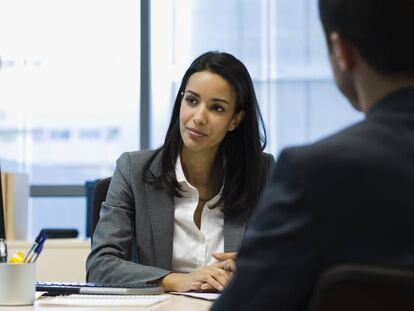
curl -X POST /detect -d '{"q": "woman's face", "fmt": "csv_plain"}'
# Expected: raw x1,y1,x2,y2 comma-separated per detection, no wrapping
179,70,243,155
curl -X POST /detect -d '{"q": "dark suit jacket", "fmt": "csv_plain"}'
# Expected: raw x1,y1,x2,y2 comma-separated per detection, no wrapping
86,149,274,285
212,87,414,311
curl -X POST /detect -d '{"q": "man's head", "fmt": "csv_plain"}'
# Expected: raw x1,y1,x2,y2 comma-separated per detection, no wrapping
319,0,414,110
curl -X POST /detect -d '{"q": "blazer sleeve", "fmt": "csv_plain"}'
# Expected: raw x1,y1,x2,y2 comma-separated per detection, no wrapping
212,149,320,311
86,152,171,285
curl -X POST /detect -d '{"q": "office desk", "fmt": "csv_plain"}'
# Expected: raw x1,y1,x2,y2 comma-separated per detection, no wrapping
4,241,214,310
0,294,213,310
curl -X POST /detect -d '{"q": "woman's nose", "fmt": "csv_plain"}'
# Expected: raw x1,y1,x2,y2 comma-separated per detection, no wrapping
193,105,207,125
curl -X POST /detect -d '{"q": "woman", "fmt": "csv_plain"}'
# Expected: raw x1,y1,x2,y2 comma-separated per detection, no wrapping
86,51,274,292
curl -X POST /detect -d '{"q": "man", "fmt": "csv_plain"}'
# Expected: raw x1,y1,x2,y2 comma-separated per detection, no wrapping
212,0,414,310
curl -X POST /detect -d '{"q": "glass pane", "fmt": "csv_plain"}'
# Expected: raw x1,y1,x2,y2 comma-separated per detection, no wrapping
150,0,363,156
0,0,140,182
0,0,140,238
30,197,86,240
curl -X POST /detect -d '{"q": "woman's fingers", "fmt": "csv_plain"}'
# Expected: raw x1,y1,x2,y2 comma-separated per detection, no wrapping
182,261,236,292
197,267,232,291
218,259,236,272
200,283,214,291
190,282,203,291
212,266,232,284
212,252,238,261
199,273,224,291
211,258,236,272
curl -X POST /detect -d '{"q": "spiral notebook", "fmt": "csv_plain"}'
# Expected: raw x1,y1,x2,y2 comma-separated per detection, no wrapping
38,294,170,306
36,281,164,295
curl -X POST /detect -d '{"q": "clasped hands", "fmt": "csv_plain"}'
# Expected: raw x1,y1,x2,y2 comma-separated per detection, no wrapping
159,252,237,292
189,252,237,292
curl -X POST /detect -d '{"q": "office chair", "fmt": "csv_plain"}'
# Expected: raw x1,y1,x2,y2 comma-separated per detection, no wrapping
308,264,414,311
90,177,111,239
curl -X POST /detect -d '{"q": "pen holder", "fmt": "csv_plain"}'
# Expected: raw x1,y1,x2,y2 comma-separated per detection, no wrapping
0,263,36,305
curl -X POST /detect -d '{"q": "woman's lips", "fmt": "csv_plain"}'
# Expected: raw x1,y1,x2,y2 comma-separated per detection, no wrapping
187,127,207,139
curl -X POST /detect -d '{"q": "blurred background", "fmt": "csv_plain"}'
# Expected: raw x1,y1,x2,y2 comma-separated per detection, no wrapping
0,0,362,239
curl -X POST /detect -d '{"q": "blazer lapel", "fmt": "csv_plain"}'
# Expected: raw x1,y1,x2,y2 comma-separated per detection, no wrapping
145,150,251,264
224,209,249,252
145,151,174,270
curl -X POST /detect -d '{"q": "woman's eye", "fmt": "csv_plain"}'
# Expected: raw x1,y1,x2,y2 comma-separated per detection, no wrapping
185,97,197,105
211,104,225,112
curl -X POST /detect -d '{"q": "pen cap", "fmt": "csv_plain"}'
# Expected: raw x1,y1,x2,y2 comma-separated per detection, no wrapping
0,263,36,306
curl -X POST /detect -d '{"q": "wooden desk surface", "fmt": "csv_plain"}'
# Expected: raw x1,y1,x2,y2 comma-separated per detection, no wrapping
0,294,213,311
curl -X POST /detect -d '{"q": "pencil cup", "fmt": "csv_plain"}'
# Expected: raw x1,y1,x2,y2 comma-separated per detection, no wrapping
0,263,36,305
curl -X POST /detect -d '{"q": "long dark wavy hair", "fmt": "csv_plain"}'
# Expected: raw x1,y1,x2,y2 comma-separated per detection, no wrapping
145,51,267,215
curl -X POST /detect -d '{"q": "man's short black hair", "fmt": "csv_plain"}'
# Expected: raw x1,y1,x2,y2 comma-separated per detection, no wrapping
319,0,414,78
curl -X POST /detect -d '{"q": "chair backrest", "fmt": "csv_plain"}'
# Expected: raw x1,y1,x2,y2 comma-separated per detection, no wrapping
90,177,111,239
308,264,414,311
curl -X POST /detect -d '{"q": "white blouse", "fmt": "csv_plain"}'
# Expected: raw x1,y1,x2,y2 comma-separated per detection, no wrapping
171,156,224,273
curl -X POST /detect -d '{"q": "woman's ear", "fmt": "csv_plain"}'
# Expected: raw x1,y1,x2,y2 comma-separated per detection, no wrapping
228,111,245,131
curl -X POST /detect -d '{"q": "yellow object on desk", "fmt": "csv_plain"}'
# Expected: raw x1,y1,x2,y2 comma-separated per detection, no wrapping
8,251,26,263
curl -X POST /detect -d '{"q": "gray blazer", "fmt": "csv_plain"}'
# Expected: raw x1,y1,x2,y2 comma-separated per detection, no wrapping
86,149,274,285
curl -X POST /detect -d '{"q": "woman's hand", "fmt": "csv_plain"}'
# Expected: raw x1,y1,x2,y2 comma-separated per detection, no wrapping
212,252,238,263
158,260,234,292
190,253,238,291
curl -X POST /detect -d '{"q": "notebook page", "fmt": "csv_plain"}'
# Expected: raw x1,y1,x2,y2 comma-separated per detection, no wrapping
171,291,220,301
38,294,170,306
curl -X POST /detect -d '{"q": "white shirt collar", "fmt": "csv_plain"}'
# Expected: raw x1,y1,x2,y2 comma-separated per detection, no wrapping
175,155,224,206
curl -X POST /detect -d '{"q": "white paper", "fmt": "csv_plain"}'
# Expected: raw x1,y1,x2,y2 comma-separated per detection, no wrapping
171,291,220,301
37,294,170,306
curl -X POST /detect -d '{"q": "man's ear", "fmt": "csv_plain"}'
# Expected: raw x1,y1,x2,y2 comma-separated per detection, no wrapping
228,111,245,131
330,32,356,72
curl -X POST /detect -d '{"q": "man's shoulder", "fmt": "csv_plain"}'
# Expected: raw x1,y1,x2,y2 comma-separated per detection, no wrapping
280,119,372,170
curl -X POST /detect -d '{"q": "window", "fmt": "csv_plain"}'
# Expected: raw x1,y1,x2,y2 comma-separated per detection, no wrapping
0,0,140,238
150,0,362,154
